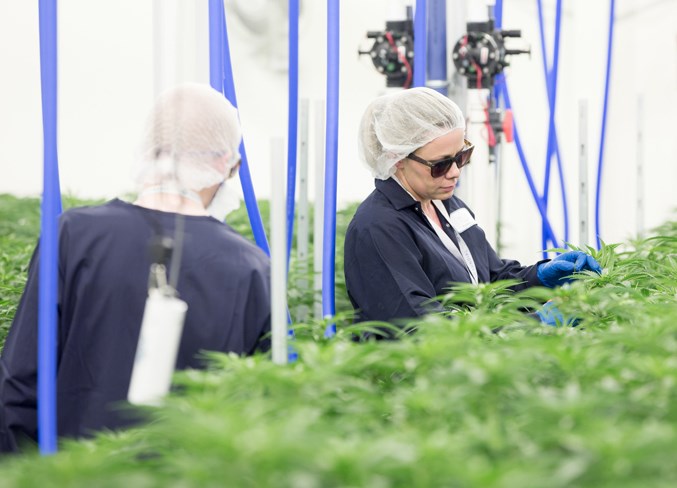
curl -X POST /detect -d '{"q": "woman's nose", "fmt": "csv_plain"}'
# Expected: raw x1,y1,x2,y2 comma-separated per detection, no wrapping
445,162,460,178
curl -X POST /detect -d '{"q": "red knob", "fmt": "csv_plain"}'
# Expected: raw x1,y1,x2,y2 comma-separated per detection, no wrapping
503,109,514,143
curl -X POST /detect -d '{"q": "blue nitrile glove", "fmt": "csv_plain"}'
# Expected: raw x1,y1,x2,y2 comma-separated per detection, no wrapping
536,300,579,327
537,251,602,288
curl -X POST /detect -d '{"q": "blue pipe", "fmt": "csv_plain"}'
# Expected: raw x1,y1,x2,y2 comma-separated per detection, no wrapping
495,0,562,254
286,0,300,264
537,0,569,253
550,1,569,248
493,0,504,106
595,0,615,249
536,0,552,254
212,2,295,358
38,0,61,456
323,0,340,337
209,1,270,255
494,0,504,28
535,0,549,99
208,0,224,93
413,0,427,88
286,3,300,358
498,80,560,247
426,0,447,95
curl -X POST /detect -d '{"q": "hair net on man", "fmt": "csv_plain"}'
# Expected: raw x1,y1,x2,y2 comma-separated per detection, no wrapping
358,87,466,180
136,82,242,192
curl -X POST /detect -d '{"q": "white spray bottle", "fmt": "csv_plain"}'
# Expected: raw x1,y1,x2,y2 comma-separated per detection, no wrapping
128,238,187,406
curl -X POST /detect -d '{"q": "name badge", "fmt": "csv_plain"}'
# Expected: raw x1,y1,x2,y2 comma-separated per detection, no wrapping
448,208,476,233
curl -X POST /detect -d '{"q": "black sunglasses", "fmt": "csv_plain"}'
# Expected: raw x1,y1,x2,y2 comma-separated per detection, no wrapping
407,139,475,178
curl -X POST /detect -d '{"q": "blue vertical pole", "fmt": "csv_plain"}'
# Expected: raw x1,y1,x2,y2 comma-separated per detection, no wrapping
413,0,427,88
209,1,270,255
37,0,61,456
323,0,339,337
427,0,447,95
286,0,300,264
594,0,616,249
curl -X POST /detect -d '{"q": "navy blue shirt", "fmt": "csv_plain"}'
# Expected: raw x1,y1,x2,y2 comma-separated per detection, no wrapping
344,178,543,323
0,199,271,451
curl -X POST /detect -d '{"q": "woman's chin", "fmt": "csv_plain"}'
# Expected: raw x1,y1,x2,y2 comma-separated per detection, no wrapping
437,186,455,198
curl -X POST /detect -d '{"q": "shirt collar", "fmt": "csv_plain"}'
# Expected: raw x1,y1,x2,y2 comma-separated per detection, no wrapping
374,177,456,214
374,177,419,210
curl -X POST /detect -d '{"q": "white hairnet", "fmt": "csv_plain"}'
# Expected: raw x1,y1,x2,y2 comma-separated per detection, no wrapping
136,83,242,191
358,87,466,180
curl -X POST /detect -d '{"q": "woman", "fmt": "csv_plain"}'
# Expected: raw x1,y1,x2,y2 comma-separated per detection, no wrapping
344,87,600,324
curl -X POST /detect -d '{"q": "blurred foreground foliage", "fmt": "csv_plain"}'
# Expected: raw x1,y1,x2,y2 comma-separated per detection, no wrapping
0,194,676,487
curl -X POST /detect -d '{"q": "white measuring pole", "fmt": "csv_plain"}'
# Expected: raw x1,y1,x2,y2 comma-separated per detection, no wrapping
495,128,505,254
296,99,310,322
153,0,205,96
271,137,288,365
636,95,645,238
578,99,589,248
313,100,326,320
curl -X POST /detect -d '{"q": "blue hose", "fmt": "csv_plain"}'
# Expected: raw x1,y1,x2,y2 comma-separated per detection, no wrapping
37,0,61,456
595,0,616,249
285,2,300,357
413,0,427,88
498,80,560,247
427,0,447,95
494,1,561,252
209,1,270,255
537,0,569,253
286,0,300,264
494,0,504,28
493,0,504,106
208,0,224,92
285,0,299,351
323,0,340,337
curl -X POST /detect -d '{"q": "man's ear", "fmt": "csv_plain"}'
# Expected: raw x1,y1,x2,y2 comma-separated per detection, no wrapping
212,153,229,175
227,159,242,179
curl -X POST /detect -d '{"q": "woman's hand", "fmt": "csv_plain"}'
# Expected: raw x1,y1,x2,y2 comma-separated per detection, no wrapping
537,251,602,288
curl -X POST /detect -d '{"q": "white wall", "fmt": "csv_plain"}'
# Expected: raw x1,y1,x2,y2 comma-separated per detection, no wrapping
0,0,154,200
0,0,675,263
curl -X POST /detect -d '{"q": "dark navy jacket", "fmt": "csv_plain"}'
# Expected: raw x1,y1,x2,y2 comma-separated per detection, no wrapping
344,178,543,323
0,199,271,452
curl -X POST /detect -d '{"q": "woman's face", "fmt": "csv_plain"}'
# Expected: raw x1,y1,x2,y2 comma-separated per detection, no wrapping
394,129,466,203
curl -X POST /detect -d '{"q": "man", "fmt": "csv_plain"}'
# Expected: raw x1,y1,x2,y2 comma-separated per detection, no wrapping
0,83,271,452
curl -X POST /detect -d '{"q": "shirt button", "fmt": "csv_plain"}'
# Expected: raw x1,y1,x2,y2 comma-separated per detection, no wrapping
446,223,450,227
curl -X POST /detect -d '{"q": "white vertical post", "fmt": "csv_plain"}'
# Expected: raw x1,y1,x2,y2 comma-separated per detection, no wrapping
152,0,171,97
578,99,589,248
313,100,326,320
459,99,496,247
153,0,204,96
296,99,310,322
386,0,410,20
495,131,504,254
271,137,288,365
636,95,645,238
